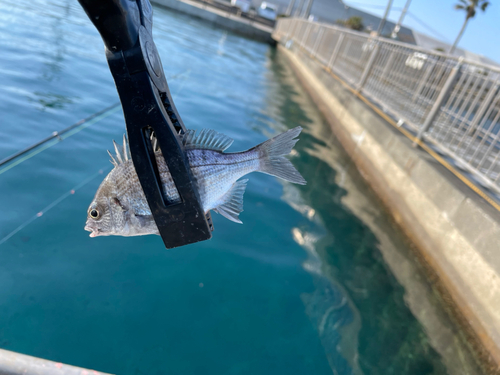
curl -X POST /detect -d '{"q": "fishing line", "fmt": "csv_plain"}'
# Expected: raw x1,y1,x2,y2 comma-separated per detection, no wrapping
172,69,192,100
0,70,190,176
0,167,109,246
0,70,192,246
0,104,122,176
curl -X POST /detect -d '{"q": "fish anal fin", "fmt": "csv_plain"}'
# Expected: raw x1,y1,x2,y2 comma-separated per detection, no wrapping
183,129,234,152
213,179,248,224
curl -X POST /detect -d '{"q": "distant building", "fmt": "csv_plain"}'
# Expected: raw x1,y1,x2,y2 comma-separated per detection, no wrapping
272,0,498,66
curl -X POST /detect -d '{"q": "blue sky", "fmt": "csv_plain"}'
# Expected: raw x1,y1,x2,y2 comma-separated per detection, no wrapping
344,0,500,63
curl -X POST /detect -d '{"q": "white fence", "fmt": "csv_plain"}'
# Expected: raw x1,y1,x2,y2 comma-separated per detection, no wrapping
274,18,500,196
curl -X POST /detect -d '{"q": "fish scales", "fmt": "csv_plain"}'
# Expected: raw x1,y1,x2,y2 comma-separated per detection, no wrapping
189,149,260,211
84,127,306,238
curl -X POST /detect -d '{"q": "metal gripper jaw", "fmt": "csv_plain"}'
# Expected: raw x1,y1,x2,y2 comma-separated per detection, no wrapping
77,0,213,249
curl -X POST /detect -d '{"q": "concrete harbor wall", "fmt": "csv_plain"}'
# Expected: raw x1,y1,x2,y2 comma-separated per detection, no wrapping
276,42,500,373
152,0,274,43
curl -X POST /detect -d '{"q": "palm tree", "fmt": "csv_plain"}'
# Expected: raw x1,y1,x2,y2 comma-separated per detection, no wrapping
450,0,490,54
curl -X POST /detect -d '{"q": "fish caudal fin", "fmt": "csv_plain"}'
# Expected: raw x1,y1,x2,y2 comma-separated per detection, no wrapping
214,179,248,224
256,127,306,185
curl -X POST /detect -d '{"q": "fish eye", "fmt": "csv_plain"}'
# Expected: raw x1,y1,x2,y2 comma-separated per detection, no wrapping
89,209,100,219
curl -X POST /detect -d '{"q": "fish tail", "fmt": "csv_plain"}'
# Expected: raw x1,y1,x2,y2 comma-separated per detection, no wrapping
255,127,306,185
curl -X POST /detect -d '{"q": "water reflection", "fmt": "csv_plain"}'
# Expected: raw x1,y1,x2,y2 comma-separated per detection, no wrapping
28,91,75,111
217,31,227,56
280,178,364,374
293,221,363,375
6,0,80,110
303,277,362,375
268,50,482,374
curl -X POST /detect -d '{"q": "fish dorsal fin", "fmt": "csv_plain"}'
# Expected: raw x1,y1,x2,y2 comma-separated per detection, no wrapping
108,135,131,167
108,129,233,167
183,129,234,152
214,179,248,224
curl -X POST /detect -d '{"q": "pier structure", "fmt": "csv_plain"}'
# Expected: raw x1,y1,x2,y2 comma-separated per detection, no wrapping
152,0,275,43
273,18,500,372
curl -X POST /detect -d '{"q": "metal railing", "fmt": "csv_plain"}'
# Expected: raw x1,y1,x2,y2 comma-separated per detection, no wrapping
274,18,500,195
0,348,113,375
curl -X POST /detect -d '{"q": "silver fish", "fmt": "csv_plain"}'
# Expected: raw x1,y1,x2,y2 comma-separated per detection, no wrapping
84,127,306,237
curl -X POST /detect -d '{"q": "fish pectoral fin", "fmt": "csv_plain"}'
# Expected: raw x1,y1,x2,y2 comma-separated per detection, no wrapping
134,214,153,227
213,179,248,224
113,197,127,211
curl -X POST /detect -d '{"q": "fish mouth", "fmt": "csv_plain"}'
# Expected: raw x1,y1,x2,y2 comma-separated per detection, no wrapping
84,225,98,238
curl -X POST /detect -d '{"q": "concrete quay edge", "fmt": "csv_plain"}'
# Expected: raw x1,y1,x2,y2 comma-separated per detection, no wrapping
277,43,500,373
152,0,274,43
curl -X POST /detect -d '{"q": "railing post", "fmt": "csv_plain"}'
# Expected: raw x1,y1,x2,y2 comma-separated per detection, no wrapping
306,25,317,54
286,19,293,38
356,42,380,92
286,19,292,39
380,48,395,81
412,59,436,103
414,58,463,144
279,19,288,40
292,20,300,43
286,18,296,40
301,22,312,49
468,82,499,136
328,32,345,70
312,27,324,57
285,19,291,39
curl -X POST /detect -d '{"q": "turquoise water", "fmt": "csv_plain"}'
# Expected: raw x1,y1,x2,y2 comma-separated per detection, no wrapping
0,1,482,374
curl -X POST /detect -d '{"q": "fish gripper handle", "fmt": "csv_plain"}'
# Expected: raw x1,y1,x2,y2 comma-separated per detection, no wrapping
78,0,213,248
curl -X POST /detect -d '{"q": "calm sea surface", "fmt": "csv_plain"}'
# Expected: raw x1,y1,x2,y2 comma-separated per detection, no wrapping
0,1,483,374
